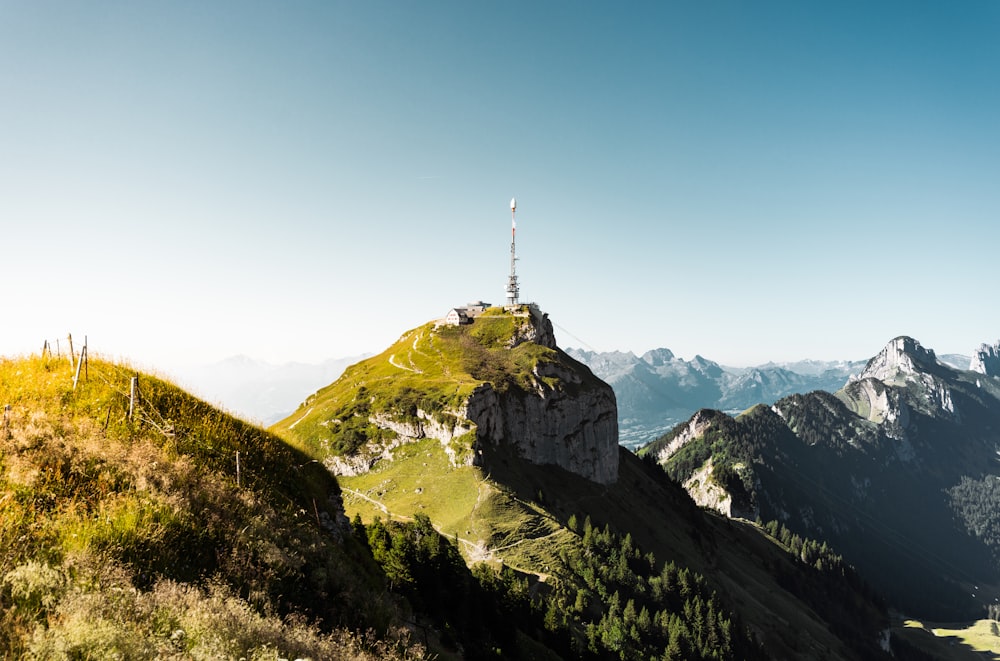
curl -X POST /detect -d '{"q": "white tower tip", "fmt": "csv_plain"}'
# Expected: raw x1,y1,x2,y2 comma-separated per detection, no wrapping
510,197,516,211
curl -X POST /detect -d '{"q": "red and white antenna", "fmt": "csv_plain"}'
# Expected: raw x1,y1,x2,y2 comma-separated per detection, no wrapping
506,197,519,308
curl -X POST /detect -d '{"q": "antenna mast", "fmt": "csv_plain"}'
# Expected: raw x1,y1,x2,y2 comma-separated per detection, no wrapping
506,197,519,308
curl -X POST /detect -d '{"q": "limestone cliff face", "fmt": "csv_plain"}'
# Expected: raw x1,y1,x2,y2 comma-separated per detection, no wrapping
856,336,938,384
970,341,1000,377
654,409,718,464
506,305,557,349
465,357,620,485
683,457,734,517
843,336,956,424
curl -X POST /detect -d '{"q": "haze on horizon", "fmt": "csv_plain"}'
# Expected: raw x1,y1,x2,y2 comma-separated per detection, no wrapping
3,2,999,373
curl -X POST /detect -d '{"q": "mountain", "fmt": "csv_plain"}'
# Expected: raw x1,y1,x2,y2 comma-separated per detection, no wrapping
566,347,865,449
643,335,1000,622
174,354,368,424
273,306,891,659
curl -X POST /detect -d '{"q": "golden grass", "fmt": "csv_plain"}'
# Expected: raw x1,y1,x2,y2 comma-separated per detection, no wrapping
901,618,1000,659
0,354,428,660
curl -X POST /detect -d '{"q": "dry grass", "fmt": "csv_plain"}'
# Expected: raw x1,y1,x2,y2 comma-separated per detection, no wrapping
0,355,428,660
5,553,425,660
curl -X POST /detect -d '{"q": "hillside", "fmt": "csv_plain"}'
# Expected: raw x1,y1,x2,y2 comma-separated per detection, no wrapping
274,308,892,659
0,354,432,659
644,336,1000,622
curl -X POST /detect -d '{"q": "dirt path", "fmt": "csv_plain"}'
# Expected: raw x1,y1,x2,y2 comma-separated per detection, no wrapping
341,485,554,582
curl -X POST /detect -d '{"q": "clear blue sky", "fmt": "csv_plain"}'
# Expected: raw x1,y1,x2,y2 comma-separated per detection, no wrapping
3,1,999,371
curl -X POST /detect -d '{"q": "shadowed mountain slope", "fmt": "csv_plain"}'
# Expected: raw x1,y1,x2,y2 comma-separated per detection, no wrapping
645,336,1000,622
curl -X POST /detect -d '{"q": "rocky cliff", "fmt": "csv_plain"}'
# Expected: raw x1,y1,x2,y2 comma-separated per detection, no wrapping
842,336,956,424
466,358,619,485
971,340,1000,377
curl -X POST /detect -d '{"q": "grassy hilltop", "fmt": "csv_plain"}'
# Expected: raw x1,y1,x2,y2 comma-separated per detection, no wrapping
0,354,419,659
271,306,587,461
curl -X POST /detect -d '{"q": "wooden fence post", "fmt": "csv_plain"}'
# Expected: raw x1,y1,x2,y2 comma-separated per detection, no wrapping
68,333,75,373
128,376,138,421
2,404,10,438
236,451,241,488
73,352,84,390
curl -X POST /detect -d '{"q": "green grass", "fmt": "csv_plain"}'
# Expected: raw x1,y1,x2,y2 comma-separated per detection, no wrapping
0,354,423,659
272,310,587,462
338,437,574,577
898,619,1000,659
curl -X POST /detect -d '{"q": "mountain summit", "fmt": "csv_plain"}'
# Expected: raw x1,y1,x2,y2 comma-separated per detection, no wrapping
274,305,619,484
971,339,1000,376
854,335,943,384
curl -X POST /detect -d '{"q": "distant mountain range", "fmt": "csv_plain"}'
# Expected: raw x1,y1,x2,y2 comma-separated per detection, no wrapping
174,354,369,424
565,348,890,449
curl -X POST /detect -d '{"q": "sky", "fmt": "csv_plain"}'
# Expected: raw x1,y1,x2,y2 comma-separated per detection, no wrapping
2,1,1000,374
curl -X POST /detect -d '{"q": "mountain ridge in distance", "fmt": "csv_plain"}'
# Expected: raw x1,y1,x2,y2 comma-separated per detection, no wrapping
566,347,873,449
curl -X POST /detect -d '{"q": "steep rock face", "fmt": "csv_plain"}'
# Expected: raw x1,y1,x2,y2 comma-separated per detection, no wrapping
653,409,718,463
845,336,957,423
466,358,620,485
683,457,733,517
856,336,938,384
971,341,1000,377
506,306,557,349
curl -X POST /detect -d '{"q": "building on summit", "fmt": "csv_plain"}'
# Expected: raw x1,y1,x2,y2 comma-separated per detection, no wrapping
445,301,491,326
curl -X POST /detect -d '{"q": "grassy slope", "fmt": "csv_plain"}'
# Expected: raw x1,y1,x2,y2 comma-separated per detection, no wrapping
0,355,420,660
893,619,1000,660
327,423,885,658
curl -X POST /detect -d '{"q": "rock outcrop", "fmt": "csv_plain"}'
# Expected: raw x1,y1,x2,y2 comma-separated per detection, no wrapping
845,336,956,421
970,341,1000,377
466,357,619,485
653,409,720,464
855,336,938,384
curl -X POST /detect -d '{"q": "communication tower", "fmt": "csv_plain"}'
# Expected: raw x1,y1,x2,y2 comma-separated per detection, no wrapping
505,197,519,308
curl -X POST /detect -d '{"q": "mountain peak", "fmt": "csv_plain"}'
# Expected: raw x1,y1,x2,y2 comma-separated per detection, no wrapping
640,348,675,366
970,340,1000,377
857,336,939,384
274,305,619,485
